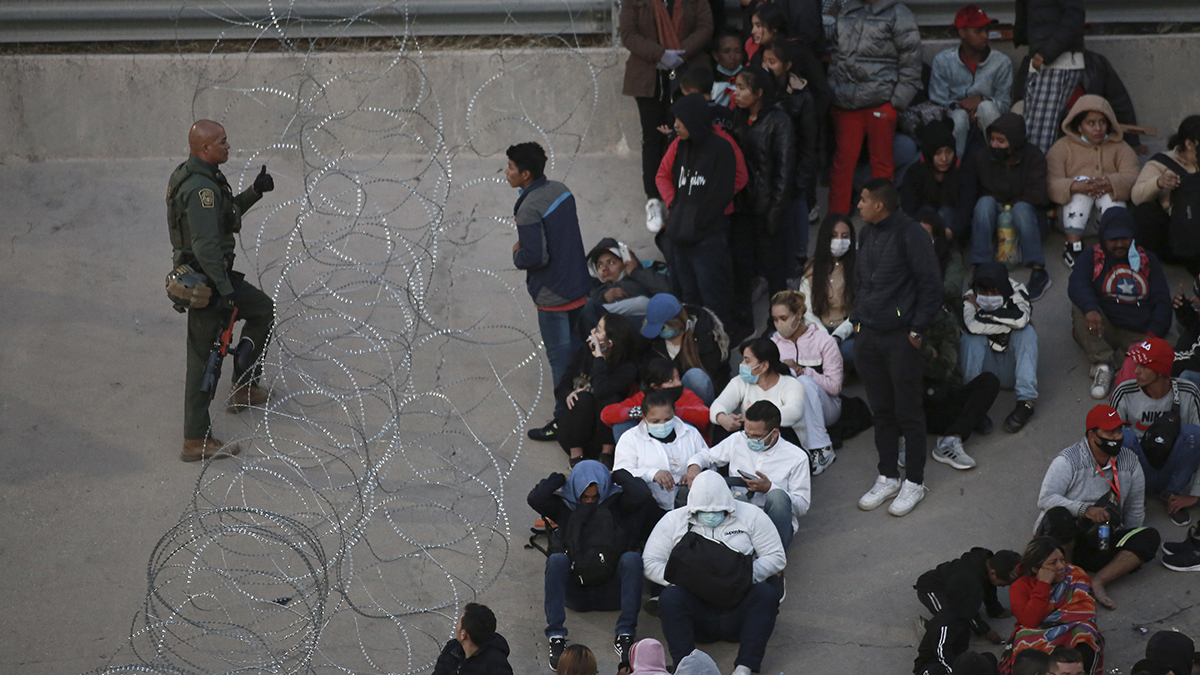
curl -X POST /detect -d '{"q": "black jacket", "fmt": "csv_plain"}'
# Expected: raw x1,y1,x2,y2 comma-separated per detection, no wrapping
776,75,820,201
915,547,1005,635
1013,0,1085,65
963,112,1049,211
637,303,730,392
526,469,655,552
554,346,639,408
1013,50,1141,149
664,94,738,246
900,122,961,226
432,635,514,675
851,209,943,334
733,102,796,235
1173,300,1200,378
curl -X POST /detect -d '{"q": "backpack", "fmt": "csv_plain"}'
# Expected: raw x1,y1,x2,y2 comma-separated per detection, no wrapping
1152,153,1200,258
562,503,625,587
664,528,754,609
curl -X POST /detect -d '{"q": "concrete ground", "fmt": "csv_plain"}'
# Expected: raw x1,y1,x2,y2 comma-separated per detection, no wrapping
1,153,1197,675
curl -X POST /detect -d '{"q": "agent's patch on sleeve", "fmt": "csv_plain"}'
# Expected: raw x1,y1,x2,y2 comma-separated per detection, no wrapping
198,188,215,208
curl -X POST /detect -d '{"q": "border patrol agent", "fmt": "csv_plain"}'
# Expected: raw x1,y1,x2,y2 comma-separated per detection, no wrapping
167,120,275,462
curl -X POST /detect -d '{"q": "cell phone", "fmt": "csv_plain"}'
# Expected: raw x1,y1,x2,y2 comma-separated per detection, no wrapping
737,469,757,480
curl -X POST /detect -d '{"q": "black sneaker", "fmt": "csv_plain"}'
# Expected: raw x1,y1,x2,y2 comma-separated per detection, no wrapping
548,636,566,671
614,633,634,664
1162,523,1200,555
1162,545,1200,572
528,420,558,442
1063,241,1084,269
975,415,994,435
642,596,659,617
1004,401,1035,433
1026,268,1051,301
1171,507,1192,527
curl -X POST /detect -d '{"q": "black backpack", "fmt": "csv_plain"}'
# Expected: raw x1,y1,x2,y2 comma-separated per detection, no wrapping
562,503,625,587
1152,153,1200,258
664,528,754,609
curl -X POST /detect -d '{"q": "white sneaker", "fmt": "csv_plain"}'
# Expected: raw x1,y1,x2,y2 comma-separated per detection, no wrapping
1089,364,1111,400
858,475,902,511
932,436,976,470
810,447,836,475
645,198,664,233
897,437,907,469
888,480,928,516
732,666,752,675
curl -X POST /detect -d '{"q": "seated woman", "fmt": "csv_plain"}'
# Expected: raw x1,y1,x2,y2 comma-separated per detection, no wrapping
554,313,639,468
1047,95,1140,267
902,122,963,241
1132,115,1200,273
710,338,806,448
799,214,857,372
1001,537,1103,675
639,293,731,404
768,290,842,475
601,357,711,444
581,238,671,334
613,389,708,512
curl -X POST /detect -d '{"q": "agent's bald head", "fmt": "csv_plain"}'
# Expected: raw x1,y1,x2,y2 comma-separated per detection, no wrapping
189,120,230,165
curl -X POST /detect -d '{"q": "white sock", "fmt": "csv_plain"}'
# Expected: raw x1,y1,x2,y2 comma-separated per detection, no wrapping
732,666,752,675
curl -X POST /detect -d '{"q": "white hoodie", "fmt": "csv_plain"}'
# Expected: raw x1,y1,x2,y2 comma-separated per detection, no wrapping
642,471,786,587
687,432,811,533
614,419,709,511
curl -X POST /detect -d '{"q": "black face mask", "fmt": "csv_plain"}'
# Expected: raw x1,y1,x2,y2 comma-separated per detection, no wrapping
990,146,1012,162
1095,434,1122,456
661,386,684,404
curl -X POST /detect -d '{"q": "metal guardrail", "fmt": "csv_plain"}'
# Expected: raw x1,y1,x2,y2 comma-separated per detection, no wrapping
0,0,1197,43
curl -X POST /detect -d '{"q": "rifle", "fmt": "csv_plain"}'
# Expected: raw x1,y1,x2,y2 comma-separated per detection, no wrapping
199,308,256,401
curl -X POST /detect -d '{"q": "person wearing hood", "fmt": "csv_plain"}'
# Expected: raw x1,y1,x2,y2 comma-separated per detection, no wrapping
626,637,671,675
580,238,672,335
1145,631,1197,675
1014,0,1086,154
527,461,656,670
929,5,1012,159
432,603,514,675
654,93,740,334
643,470,785,675
672,648,722,675
1048,95,1141,269
615,389,710,512
1035,404,1161,611
965,112,1053,302
686,400,812,549
901,122,963,240
961,262,1040,434
1068,208,1172,401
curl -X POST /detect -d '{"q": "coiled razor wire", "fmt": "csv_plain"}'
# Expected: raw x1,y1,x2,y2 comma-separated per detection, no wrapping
92,3,620,673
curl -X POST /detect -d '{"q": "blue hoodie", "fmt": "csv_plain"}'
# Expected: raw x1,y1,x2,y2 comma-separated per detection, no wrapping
560,460,621,510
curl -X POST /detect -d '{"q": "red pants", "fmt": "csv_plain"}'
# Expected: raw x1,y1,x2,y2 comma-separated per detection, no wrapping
829,103,897,215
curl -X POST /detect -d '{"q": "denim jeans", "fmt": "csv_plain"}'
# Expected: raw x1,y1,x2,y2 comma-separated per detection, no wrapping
734,488,795,548
786,196,811,275
970,197,1047,267
1122,425,1200,497
948,101,1002,159
658,581,781,671
544,551,643,638
1182,370,1200,391
959,326,1039,401
838,336,856,375
537,306,584,417
682,367,715,406
936,205,958,239
663,225,735,333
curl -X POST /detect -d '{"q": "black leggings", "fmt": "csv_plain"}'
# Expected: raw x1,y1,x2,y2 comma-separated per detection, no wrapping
924,372,1001,441
635,72,673,200
556,391,615,456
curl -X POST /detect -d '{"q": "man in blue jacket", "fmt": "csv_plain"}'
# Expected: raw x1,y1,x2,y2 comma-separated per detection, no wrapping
1068,208,1172,401
507,142,592,441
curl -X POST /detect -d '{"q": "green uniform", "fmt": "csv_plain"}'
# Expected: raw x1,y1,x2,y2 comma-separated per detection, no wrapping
168,156,274,440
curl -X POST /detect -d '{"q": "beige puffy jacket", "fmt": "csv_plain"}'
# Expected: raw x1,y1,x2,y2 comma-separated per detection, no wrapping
1045,94,1141,205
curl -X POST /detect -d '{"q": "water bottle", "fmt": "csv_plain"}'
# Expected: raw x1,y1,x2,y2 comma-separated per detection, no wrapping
995,205,1021,269
1098,522,1111,551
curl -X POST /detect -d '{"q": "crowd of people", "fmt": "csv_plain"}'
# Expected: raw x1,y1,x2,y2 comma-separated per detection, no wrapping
488,0,1200,674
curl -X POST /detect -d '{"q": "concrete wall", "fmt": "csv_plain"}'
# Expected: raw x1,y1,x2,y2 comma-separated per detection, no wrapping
2,34,1199,163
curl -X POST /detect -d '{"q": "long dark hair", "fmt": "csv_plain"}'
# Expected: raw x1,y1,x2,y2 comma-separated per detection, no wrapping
1019,536,1065,578
741,337,792,377
809,214,856,320
600,313,636,367
662,307,705,376
760,40,797,89
1169,115,1200,152
752,2,789,43
735,68,778,111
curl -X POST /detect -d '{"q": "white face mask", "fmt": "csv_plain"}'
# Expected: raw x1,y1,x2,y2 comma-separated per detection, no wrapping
830,238,851,258
977,294,1004,311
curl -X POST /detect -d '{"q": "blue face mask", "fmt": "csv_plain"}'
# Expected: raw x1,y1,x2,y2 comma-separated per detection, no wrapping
745,430,775,452
659,327,678,340
697,510,726,527
647,418,676,439
739,363,760,384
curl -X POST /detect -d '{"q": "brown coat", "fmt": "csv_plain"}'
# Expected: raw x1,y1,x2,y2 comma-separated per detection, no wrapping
1045,94,1141,205
620,0,714,98
1132,147,1199,214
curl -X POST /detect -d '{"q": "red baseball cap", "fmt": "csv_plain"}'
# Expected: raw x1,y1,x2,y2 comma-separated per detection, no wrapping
1086,404,1126,431
1127,337,1175,377
955,5,998,29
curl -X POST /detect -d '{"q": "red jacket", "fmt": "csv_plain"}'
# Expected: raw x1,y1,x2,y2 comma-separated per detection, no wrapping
601,389,712,444
1008,576,1053,629
656,125,748,216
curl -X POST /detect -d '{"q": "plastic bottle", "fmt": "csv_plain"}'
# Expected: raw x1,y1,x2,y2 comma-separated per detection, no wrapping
1098,522,1111,551
995,204,1020,269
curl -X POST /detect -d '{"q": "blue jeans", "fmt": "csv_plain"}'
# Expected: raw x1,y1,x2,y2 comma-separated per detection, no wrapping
658,581,781,671
838,336,856,374
970,197,1047,267
544,551,643,638
537,306,584,417
735,488,794,549
1181,370,1200,391
682,367,715,406
1122,426,1200,497
662,225,735,333
959,326,1039,402
936,205,959,239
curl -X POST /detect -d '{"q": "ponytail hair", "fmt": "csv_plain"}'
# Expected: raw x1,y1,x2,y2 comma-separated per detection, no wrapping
770,290,807,319
1168,115,1200,152
740,337,791,377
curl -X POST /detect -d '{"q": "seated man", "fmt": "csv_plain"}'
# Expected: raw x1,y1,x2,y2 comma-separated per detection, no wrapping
642,470,785,675
1035,404,1162,610
1110,337,1200,527
684,400,811,549
432,602,514,675
928,5,1012,158
963,113,1052,301
1068,208,1172,400
526,461,654,669
914,547,1021,675
581,237,671,333
602,357,711,444
961,263,1039,434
